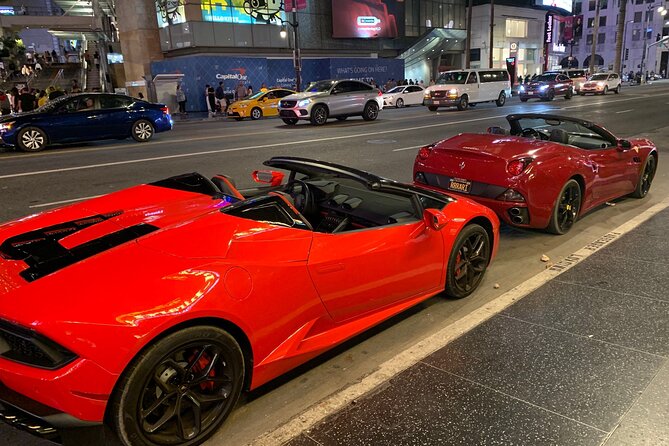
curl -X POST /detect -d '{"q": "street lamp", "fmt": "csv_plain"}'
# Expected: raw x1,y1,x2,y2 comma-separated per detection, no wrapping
279,8,301,91
641,3,667,83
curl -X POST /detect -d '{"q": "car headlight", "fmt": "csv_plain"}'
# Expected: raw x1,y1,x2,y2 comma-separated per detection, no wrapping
519,86,525,92
297,99,311,107
539,85,548,91
597,82,605,87
0,122,14,132
448,89,458,94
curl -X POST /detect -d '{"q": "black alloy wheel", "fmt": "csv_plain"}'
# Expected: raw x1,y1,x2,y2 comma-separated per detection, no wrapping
310,104,328,126
495,91,506,107
282,118,298,125
17,126,47,152
632,155,657,198
457,95,469,111
111,326,244,446
362,101,379,121
444,224,491,299
251,107,262,120
395,98,404,108
547,179,581,235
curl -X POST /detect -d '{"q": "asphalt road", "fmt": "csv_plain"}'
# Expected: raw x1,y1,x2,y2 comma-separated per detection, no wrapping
1,82,668,446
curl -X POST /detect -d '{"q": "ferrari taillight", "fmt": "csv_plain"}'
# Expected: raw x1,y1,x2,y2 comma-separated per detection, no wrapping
418,145,433,160
507,158,533,176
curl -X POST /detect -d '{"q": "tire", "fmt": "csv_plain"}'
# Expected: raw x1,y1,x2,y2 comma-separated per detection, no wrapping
282,118,298,125
310,104,328,126
545,89,555,101
362,101,379,121
17,126,47,152
395,98,404,108
250,107,262,120
631,155,657,198
444,224,491,299
456,95,469,111
495,91,506,107
110,326,244,446
428,106,438,111
520,97,528,102
602,86,608,95
564,88,573,100
336,116,347,121
614,84,621,94
547,179,582,235
132,120,155,142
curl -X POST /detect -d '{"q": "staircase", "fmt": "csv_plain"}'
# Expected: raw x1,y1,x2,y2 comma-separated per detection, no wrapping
85,41,102,92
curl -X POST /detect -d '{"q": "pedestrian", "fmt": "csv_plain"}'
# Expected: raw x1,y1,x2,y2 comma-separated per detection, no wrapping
19,87,36,113
215,81,225,113
247,85,253,96
84,52,91,71
207,85,216,116
204,84,212,113
260,82,268,92
93,51,100,70
0,90,10,115
429,78,435,86
34,61,42,74
37,90,48,108
21,64,29,77
10,87,19,113
234,81,247,101
138,92,145,100
176,84,187,115
51,49,58,63
418,80,425,88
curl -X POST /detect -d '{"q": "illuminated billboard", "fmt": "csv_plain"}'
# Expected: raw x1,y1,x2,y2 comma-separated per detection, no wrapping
332,0,404,39
535,0,572,14
201,0,284,25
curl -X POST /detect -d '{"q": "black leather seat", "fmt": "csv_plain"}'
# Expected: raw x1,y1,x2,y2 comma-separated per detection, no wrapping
549,128,570,144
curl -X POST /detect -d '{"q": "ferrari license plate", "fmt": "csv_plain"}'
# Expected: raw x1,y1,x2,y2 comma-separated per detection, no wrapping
448,178,472,194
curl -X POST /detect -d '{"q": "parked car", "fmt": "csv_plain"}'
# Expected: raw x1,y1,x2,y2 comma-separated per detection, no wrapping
0,157,498,446
423,69,511,111
0,93,172,152
382,85,425,108
518,72,573,102
414,113,657,234
580,72,622,95
226,88,296,120
278,79,383,126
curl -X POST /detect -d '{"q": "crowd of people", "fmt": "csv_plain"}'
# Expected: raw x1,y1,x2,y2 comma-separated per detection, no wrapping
0,84,70,115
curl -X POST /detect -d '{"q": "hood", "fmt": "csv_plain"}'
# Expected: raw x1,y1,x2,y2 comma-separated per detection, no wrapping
282,91,329,101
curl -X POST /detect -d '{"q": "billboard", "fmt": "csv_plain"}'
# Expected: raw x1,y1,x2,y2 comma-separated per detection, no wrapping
201,0,285,25
332,0,404,39
535,0,572,14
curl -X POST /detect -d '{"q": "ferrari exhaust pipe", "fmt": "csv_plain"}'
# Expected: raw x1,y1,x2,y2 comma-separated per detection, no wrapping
511,215,524,225
509,207,521,216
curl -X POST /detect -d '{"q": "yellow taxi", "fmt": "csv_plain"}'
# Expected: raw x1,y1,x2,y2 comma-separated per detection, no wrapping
227,88,296,120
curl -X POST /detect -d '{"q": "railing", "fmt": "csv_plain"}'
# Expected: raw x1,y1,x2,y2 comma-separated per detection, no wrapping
49,68,64,89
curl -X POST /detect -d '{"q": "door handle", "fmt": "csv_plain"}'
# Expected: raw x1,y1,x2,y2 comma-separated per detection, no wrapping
315,263,344,274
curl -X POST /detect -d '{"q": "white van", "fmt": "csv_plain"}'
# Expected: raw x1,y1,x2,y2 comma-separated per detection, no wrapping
423,69,511,111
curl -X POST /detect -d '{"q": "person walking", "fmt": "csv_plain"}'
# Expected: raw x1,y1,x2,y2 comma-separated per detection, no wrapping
93,51,100,70
234,81,247,101
215,82,225,113
0,90,11,115
37,90,48,108
176,84,187,115
19,87,36,113
260,83,268,92
207,84,216,117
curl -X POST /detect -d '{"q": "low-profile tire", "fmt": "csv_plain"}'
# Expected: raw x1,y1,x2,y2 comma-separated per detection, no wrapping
110,326,244,446
282,118,298,125
250,107,262,120
362,101,379,121
444,224,491,299
310,104,328,126
631,155,657,198
17,126,48,152
547,179,582,235
132,120,155,142
427,106,438,111
520,97,528,102
495,91,506,107
456,95,469,111
336,116,347,121
395,98,404,108
614,85,621,94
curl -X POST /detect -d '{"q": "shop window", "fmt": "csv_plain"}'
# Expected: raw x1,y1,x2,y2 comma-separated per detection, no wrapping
505,19,528,38
470,48,481,62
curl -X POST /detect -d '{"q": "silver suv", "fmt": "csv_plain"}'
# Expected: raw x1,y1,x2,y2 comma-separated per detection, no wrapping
279,79,383,126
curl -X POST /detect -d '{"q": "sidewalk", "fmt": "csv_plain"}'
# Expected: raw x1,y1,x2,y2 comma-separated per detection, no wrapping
285,208,669,446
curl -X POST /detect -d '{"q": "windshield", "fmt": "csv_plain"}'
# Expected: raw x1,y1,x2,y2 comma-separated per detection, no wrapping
436,72,468,84
386,86,404,94
567,71,586,78
533,74,556,82
305,81,334,93
247,91,265,100
590,74,608,80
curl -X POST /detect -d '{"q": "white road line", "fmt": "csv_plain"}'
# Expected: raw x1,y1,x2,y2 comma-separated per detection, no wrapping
616,109,634,114
251,196,669,446
28,195,103,208
392,145,425,152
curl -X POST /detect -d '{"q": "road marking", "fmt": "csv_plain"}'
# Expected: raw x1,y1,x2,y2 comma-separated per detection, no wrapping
392,145,425,152
28,195,104,208
616,109,634,114
251,196,669,446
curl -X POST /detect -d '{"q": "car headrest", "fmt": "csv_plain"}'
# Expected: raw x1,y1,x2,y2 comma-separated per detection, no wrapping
549,128,570,144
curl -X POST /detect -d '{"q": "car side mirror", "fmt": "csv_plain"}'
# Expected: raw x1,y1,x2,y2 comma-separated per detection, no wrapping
617,139,632,151
423,208,448,231
252,170,285,186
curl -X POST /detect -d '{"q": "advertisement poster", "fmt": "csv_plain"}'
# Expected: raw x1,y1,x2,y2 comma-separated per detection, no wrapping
534,0,572,14
332,0,405,39
201,0,284,25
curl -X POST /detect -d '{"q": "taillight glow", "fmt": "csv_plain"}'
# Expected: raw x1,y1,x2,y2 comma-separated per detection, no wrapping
418,146,433,160
507,158,533,176
161,106,169,115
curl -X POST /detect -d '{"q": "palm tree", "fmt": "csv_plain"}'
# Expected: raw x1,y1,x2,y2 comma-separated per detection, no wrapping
614,0,629,74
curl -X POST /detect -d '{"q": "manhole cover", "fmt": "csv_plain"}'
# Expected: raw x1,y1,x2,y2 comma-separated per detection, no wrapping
366,139,397,144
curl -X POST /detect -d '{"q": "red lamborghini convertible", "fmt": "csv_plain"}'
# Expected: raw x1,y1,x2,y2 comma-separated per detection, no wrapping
0,157,498,446
414,114,658,234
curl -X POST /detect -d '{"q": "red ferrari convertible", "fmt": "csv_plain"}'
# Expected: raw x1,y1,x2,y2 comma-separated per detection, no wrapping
0,157,498,446
414,114,658,234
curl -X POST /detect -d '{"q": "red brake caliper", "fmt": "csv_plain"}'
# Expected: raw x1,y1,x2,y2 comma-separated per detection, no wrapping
189,351,216,391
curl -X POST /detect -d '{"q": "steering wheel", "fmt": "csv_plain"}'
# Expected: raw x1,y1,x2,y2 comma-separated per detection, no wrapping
284,179,314,215
521,127,542,140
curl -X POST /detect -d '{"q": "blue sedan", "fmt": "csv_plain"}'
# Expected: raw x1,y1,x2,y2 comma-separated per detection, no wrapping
0,93,173,152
